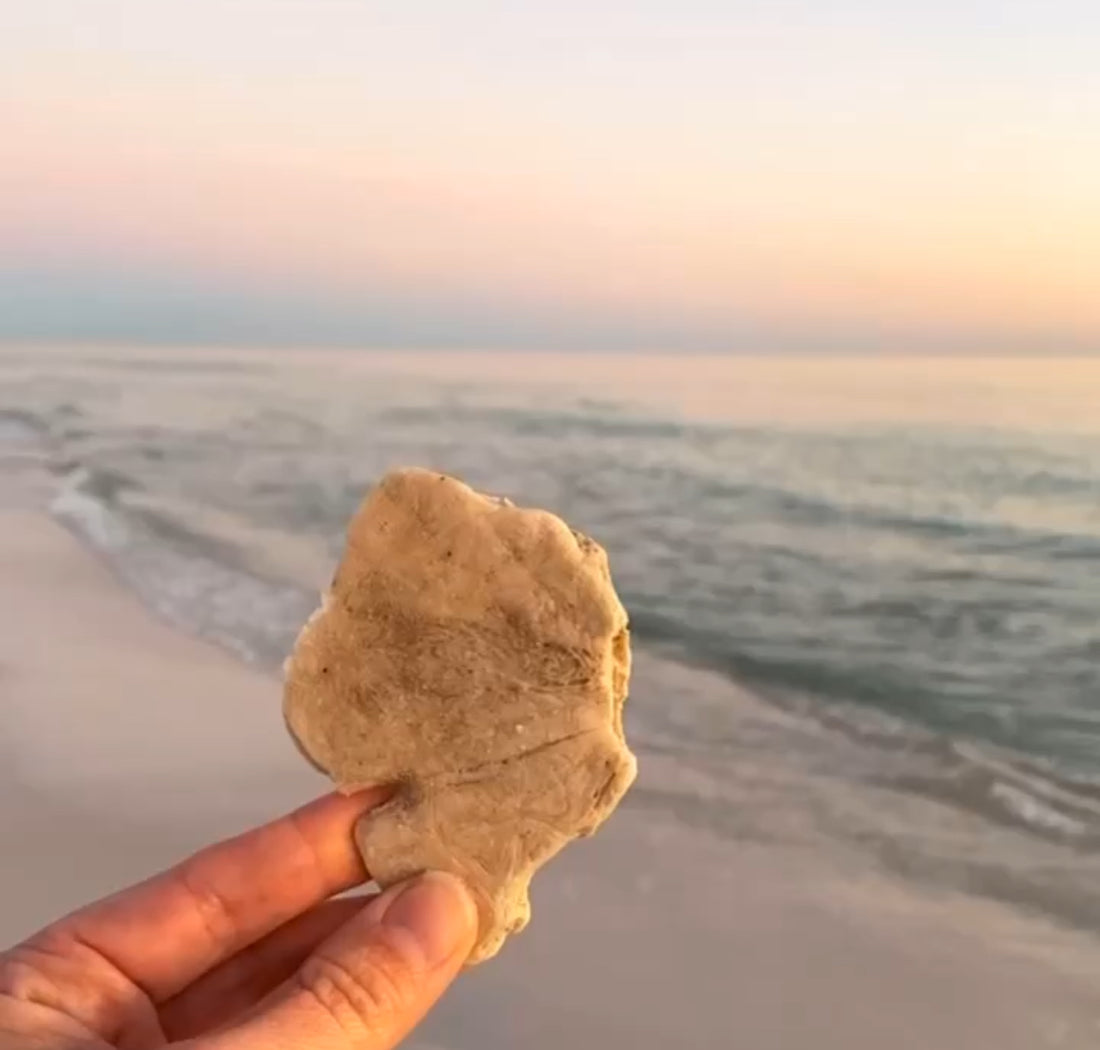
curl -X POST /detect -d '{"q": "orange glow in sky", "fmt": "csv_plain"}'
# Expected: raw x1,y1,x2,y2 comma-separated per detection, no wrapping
3,3,1099,350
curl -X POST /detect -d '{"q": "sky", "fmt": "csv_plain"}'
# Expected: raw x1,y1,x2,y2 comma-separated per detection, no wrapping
2,1,1099,352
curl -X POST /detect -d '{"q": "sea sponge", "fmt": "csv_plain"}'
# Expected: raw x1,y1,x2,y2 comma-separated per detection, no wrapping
283,468,636,962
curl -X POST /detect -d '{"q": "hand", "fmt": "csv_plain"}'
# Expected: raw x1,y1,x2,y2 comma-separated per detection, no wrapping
0,791,477,1050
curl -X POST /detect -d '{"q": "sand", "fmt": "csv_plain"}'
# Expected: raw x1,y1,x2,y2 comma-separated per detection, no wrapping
2,476,1099,1046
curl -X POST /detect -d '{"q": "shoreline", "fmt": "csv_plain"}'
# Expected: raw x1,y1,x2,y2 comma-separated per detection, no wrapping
2,463,1099,1045
46,442,1100,945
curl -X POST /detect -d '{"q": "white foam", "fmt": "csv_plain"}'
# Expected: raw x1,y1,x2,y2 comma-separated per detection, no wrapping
990,780,1087,838
50,469,130,551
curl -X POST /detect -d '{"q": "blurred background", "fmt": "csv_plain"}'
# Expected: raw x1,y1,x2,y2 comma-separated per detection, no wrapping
4,3,1100,351
2,3,1100,1048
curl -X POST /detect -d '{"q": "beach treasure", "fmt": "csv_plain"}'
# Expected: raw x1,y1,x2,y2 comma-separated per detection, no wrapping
283,468,636,962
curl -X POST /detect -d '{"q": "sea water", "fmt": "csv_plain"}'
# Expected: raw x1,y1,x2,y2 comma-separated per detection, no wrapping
3,345,1099,929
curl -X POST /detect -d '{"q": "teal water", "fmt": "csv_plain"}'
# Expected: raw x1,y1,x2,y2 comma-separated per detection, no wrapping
3,346,1100,925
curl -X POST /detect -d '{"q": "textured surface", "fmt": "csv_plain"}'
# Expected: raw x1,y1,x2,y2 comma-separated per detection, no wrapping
283,468,636,961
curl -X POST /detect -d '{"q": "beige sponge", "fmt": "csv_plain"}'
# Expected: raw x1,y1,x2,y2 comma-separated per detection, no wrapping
283,468,636,962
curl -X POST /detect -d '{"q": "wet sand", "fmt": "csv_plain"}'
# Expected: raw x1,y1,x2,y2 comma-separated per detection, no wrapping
1,486,1098,1047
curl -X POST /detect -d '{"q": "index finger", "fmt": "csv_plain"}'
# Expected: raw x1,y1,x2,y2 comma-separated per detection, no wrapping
25,788,389,1003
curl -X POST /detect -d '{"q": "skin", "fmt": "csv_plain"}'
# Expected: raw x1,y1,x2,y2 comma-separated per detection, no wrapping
0,791,478,1050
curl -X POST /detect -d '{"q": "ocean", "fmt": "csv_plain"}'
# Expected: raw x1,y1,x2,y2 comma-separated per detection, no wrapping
3,345,1100,930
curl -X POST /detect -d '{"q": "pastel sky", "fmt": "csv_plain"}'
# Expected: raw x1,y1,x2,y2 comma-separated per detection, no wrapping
3,1,1099,351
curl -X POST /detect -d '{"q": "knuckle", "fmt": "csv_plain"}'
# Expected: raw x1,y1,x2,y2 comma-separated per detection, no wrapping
0,953,49,1003
178,858,240,952
0,944,148,1039
296,939,418,1038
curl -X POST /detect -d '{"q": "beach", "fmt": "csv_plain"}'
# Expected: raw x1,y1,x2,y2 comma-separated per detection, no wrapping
8,0,1100,1039
3,440,1099,1048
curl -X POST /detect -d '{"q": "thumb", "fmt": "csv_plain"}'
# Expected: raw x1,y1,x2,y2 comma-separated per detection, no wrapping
202,871,478,1050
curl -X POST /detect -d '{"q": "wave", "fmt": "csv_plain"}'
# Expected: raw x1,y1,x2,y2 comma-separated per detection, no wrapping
50,465,316,667
626,606,1100,856
378,403,699,441
39,453,1100,938
0,408,48,443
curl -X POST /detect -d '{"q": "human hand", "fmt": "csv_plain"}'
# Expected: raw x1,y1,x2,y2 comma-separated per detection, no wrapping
0,791,477,1050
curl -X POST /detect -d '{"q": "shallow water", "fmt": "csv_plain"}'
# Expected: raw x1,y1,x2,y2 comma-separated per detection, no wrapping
3,345,1100,929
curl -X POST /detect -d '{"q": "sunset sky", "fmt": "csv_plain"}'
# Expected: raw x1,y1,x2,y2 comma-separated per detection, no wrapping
3,1,1098,351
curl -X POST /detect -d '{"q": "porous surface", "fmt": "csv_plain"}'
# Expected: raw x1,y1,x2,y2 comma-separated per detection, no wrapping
283,468,636,962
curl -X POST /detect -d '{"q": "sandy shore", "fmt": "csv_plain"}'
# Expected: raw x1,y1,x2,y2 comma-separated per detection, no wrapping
2,488,1099,1046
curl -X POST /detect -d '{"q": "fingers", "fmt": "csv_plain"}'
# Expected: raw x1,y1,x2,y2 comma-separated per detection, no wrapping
160,896,366,1041
26,789,389,1003
200,872,477,1050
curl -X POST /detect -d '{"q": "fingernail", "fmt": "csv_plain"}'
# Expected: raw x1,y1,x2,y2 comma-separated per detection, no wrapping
377,871,477,968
